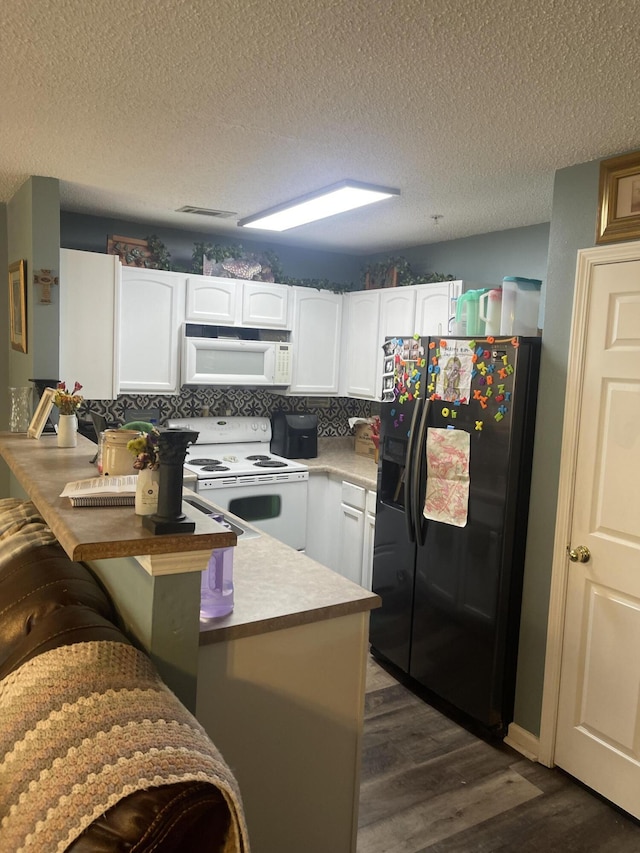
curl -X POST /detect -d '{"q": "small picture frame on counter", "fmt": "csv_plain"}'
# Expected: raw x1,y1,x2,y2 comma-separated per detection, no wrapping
28,387,56,439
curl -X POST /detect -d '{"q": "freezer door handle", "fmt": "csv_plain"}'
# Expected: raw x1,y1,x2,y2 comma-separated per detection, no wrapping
411,395,431,545
404,398,422,543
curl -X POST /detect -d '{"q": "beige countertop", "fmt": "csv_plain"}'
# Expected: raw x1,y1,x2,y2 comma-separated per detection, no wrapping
198,436,381,643
199,521,380,644
301,437,378,490
1,431,380,641
0,432,236,562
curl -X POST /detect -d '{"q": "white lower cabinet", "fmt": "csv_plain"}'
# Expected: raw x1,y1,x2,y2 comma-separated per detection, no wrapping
306,474,342,570
362,490,376,591
306,473,376,588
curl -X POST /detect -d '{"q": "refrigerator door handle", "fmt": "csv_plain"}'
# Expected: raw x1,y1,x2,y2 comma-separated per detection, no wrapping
411,395,431,545
404,398,422,543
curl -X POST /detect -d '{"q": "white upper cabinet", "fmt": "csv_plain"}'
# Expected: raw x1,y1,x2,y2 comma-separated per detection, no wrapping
185,275,290,329
379,288,416,338
119,268,186,394
241,281,290,329
185,276,237,324
413,281,459,336
340,281,466,400
288,287,342,395
340,290,381,399
59,249,121,400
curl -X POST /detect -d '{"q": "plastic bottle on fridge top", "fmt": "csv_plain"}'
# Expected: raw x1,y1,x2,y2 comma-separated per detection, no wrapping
200,515,234,619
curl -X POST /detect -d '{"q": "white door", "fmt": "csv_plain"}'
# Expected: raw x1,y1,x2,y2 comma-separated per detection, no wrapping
547,243,640,818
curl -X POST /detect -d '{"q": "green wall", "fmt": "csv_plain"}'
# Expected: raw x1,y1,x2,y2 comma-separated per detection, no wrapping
391,222,550,288
513,159,601,735
60,211,363,288
3,177,60,497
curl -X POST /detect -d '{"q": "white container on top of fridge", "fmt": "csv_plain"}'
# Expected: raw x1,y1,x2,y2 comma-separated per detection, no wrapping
499,277,542,336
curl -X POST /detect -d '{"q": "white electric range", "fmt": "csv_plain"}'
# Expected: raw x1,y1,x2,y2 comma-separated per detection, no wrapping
167,416,309,550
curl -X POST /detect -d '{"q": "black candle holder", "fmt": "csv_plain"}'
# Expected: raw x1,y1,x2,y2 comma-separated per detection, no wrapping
142,428,199,535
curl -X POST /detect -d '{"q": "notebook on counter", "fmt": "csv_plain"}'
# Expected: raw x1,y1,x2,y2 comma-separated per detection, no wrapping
60,475,137,507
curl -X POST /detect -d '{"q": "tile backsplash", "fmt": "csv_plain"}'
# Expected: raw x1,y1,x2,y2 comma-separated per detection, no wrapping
84,388,374,437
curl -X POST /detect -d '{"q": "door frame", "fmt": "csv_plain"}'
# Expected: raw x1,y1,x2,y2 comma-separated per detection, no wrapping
538,240,640,766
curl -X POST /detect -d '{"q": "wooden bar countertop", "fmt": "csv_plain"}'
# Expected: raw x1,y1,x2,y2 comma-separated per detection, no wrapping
0,431,236,563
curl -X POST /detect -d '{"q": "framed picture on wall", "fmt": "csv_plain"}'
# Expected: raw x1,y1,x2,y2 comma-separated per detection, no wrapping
596,151,640,244
9,259,27,353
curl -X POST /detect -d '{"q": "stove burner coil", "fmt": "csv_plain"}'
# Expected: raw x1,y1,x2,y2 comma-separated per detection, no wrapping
188,458,222,466
201,465,231,472
253,459,287,468
245,454,271,461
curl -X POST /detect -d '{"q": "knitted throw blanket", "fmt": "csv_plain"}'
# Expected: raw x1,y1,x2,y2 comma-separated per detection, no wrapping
0,641,250,853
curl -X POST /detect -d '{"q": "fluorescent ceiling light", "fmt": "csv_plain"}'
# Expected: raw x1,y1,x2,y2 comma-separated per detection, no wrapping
237,180,400,232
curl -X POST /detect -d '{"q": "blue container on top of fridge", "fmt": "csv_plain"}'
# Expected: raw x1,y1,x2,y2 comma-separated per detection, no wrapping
500,277,542,336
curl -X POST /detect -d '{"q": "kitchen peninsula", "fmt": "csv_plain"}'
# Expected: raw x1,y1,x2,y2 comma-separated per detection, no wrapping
0,430,380,853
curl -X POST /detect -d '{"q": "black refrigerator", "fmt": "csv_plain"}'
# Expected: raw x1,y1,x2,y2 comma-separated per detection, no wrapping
370,335,541,734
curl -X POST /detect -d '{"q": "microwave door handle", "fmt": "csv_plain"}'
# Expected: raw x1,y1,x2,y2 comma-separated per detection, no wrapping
404,398,422,544
411,396,431,546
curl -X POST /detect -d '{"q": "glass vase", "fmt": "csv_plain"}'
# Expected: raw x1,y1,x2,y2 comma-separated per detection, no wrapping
57,413,78,448
135,467,160,516
8,386,32,433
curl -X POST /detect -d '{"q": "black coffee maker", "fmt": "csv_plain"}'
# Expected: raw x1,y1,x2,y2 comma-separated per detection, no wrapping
270,411,318,459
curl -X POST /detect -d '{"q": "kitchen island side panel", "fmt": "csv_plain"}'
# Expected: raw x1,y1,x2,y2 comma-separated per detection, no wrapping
196,611,369,853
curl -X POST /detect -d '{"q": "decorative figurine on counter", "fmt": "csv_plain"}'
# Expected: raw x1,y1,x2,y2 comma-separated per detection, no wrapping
142,428,199,535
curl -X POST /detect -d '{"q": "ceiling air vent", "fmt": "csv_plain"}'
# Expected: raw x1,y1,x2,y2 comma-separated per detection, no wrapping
176,206,237,219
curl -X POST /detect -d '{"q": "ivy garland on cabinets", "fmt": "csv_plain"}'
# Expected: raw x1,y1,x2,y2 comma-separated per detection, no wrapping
142,237,453,293
361,256,455,289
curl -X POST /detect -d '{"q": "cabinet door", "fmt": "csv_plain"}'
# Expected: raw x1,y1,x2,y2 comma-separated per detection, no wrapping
306,474,342,570
361,491,377,591
119,269,185,394
241,282,290,329
59,249,120,400
185,276,238,324
289,288,342,395
339,503,365,585
376,288,417,388
341,291,381,399
414,283,452,336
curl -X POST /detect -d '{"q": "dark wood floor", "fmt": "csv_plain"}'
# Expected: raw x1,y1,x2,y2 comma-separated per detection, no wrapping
358,656,640,852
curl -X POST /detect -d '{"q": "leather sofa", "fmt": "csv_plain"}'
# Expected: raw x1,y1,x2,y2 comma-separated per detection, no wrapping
0,503,247,853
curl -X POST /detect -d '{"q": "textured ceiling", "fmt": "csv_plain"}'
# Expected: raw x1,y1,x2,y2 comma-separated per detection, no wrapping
2,0,640,254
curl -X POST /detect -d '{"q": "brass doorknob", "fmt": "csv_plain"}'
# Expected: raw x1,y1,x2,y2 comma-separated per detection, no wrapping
567,544,591,563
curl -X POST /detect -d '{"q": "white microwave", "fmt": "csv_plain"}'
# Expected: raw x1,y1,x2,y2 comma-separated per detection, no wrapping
182,335,292,386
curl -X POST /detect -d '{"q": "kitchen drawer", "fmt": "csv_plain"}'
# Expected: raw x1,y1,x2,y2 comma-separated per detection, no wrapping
341,481,366,510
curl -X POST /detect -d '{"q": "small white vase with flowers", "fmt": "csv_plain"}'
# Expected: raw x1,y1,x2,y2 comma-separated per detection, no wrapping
53,381,83,448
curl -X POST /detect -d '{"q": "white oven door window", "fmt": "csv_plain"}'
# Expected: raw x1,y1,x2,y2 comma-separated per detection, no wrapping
202,480,307,551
